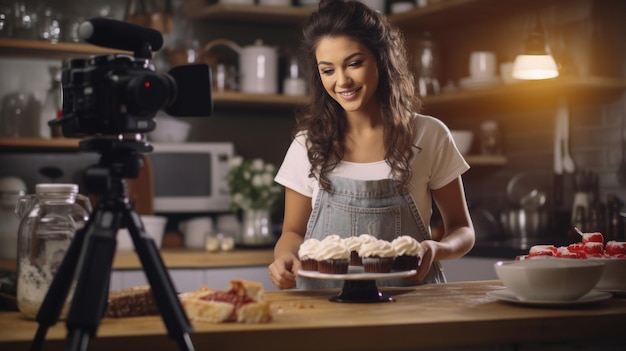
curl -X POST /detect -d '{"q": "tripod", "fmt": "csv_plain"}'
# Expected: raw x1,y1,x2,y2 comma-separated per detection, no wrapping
29,137,195,351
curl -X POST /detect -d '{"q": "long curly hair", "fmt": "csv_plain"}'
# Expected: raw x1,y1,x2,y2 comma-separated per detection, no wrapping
294,0,421,192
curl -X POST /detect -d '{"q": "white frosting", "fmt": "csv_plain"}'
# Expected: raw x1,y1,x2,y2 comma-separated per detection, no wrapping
391,236,423,256
343,236,362,252
358,240,396,258
315,240,350,260
358,234,378,244
322,234,343,243
298,239,321,260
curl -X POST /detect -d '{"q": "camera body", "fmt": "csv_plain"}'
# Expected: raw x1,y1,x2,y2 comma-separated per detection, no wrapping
52,18,212,138
60,54,174,136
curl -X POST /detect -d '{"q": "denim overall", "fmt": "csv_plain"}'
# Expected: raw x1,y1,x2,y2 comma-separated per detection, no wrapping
297,175,446,289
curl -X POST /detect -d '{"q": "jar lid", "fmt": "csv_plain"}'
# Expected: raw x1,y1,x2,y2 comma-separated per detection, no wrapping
36,183,79,194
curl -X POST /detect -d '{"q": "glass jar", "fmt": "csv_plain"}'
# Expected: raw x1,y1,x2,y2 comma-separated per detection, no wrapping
480,120,502,155
15,183,91,319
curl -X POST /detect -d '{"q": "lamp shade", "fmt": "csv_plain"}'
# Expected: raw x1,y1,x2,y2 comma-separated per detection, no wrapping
512,14,559,80
512,54,559,80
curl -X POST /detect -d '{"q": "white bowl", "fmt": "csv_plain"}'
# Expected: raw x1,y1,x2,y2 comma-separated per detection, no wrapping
494,259,604,301
148,117,191,143
451,130,474,155
588,258,626,291
116,215,167,252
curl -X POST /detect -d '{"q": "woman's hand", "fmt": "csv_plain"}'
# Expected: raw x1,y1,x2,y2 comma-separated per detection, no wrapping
409,239,437,282
269,253,301,289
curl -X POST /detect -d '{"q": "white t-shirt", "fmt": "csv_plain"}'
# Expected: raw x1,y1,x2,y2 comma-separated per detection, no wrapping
274,113,470,226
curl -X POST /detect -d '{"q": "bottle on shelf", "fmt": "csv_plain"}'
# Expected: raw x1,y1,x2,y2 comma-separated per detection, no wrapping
39,66,63,138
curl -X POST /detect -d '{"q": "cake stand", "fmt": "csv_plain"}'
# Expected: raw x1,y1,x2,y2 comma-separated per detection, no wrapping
298,267,417,303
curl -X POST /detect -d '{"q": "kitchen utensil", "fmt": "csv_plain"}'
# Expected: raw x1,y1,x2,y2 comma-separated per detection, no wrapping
506,171,551,207
203,39,279,94
553,103,564,206
617,113,626,187
494,259,604,301
479,120,502,155
520,189,546,211
558,97,576,174
469,51,497,79
500,207,549,239
15,183,92,319
413,32,442,96
179,216,214,249
0,176,26,259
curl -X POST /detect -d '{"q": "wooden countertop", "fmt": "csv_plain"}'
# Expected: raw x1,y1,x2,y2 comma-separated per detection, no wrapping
1,280,625,351
0,248,275,271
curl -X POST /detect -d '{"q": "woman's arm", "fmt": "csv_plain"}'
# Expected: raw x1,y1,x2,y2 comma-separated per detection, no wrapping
268,187,313,289
415,176,475,281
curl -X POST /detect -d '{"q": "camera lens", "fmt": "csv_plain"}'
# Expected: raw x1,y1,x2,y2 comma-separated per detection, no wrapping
126,74,174,115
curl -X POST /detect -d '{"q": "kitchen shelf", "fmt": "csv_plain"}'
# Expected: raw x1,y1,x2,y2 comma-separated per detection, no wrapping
0,137,81,149
0,137,508,166
211,75,626,111
422,76,626,113
213,91,308,109
182,0,564,29
182,0,313,24
463,155,507,166
388,0,567,31
0,38,130,59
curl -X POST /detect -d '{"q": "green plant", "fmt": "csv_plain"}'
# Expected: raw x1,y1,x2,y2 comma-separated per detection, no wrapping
226,156,282,212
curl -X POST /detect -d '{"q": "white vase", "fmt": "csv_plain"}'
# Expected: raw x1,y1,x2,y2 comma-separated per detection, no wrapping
241,208,274,246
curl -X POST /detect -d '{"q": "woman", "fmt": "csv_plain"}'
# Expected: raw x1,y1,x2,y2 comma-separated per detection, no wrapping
269,0,475,290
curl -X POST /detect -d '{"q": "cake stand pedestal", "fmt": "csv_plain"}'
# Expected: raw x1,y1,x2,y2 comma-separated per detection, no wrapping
299,267,417,303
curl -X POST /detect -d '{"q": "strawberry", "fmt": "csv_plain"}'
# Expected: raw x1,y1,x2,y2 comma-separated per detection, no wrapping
581,232,604,244
605,241,626,256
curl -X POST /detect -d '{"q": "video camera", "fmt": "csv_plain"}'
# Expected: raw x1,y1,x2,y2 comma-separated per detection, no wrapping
51,18,212,137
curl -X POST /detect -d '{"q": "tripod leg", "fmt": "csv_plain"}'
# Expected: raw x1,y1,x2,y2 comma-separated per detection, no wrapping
63,203,121,351
125,206,195,351
29,220,91,351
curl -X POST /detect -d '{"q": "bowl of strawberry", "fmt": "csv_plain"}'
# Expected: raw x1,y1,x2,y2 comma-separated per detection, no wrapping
522,232,626,292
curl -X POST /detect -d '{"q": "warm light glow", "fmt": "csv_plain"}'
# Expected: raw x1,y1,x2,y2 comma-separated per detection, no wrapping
512,54,559,80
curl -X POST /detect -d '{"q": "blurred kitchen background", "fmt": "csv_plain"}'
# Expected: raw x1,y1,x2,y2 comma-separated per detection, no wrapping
0,0,625,257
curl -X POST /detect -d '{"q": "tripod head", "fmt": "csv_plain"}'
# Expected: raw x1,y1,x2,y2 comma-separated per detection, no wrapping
79,135,152,199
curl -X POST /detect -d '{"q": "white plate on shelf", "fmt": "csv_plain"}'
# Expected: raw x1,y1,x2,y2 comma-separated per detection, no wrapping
299,266,417,281
458,75,501,90
487,289,612,307
596,288,626,297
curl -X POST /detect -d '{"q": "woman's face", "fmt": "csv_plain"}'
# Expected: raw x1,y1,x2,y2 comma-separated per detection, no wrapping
315,35,379,115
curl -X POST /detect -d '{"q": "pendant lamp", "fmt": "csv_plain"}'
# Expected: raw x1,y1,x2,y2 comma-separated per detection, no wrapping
512,14,559,80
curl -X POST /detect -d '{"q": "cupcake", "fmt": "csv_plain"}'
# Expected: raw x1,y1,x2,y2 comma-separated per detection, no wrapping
316,239,350,274
390,236,423,271
343,236,364,266
298,239,321,271
358,240,396,273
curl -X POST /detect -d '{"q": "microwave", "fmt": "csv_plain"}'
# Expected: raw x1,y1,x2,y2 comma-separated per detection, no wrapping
148,142,234,213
